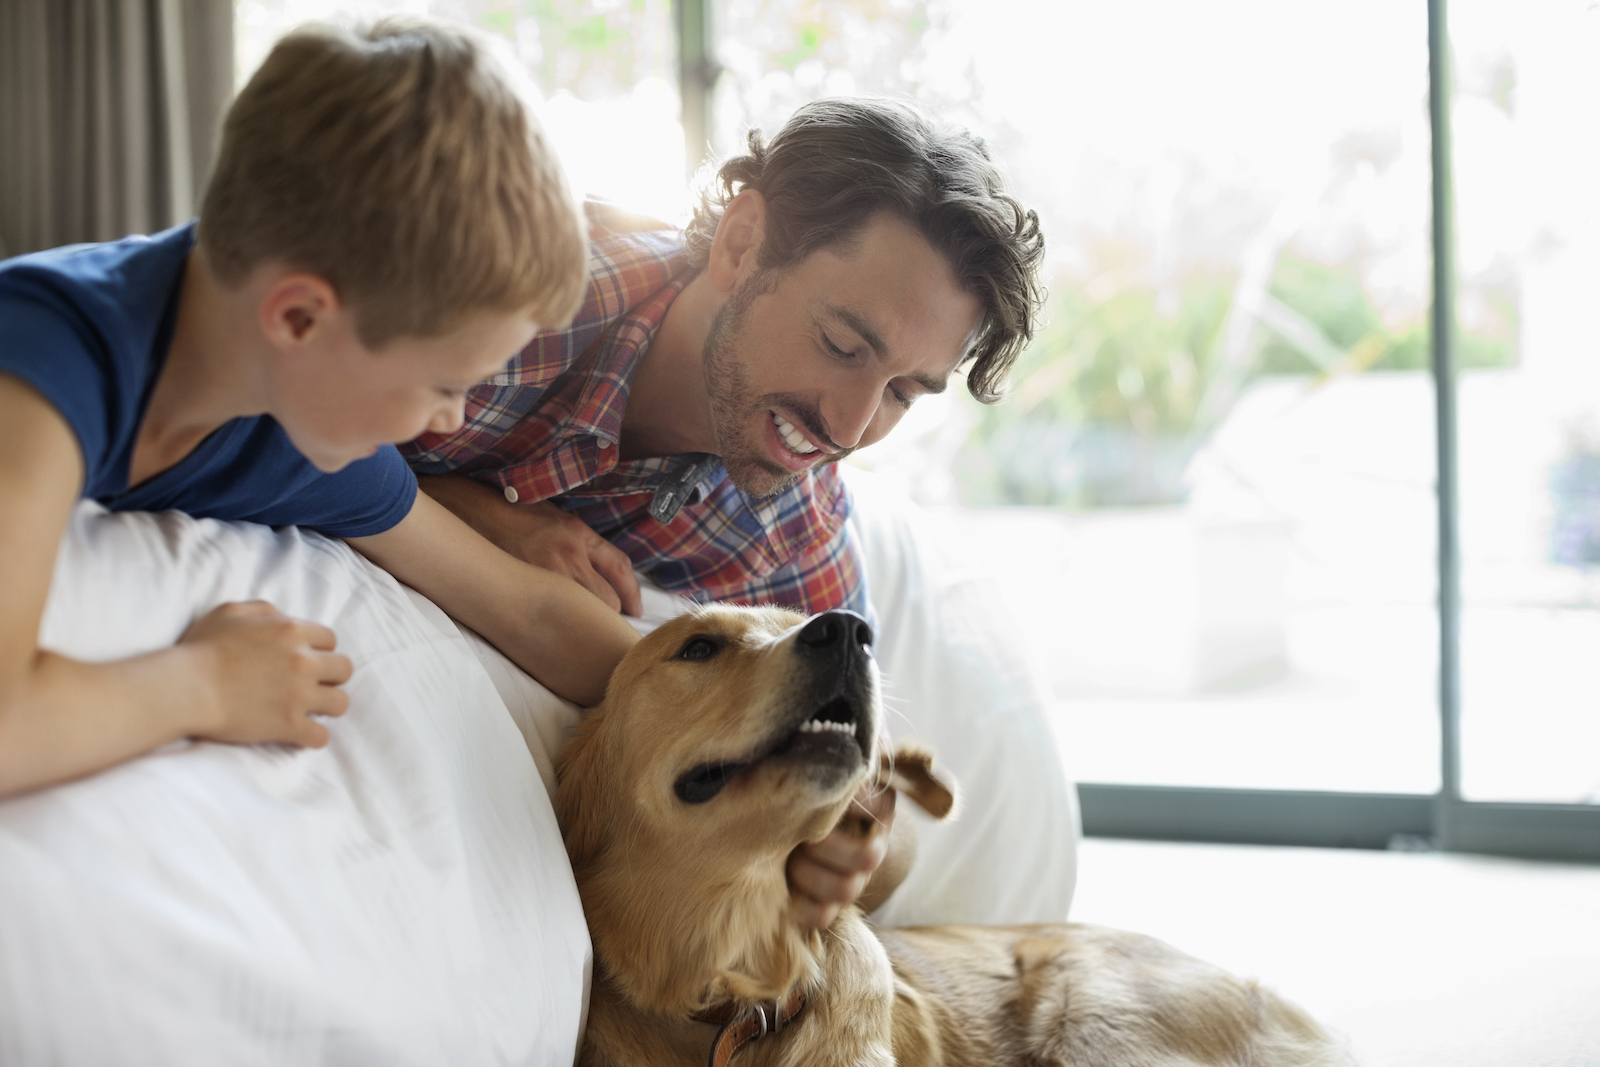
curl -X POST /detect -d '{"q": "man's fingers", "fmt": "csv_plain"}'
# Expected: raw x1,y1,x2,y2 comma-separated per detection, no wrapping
790,850,871,904
525,544,624,612
575,564,624,613
793,898,840,931
590,542,643,617
854,784,897,825
807,820,891,874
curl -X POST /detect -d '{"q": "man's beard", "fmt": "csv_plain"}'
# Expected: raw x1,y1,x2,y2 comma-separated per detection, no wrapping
701,274,849,499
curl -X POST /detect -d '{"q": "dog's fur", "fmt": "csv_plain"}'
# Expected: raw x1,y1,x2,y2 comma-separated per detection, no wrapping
556,605,1339,1067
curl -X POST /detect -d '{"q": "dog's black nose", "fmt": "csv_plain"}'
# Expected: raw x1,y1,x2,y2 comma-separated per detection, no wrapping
797,610,873,654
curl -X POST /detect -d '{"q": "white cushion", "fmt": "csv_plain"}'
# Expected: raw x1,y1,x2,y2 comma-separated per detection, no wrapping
0,503,589,1067
843,467,1081,927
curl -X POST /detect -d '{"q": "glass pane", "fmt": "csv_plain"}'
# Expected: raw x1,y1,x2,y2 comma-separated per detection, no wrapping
236,0,686,220
716,0,1440,792
1454,1,1600,804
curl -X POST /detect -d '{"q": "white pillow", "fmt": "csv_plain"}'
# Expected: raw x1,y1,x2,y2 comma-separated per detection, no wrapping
0,504,589,1067
842,467,1081,927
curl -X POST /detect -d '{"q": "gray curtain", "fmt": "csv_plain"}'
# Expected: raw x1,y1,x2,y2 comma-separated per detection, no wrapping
0,0,233,258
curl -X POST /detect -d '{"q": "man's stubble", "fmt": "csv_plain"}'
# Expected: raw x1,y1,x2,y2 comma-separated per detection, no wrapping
701,274,850,500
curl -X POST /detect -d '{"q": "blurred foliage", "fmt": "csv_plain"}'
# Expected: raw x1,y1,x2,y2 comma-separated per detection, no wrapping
713,0,969,152
1000,276,1233,437
458,0,672,99
957,273,1230,508
1261,252,1515,375
959,253,1517,508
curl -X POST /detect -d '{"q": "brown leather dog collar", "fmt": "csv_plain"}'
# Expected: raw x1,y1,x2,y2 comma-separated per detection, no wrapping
691,987,808,1067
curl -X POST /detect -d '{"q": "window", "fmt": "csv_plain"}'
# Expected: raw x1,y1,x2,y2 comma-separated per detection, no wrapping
1452,0,1600,807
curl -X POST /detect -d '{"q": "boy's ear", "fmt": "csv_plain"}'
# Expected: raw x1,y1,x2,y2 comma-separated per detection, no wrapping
258,273,342,350
879,743,957,821
706,189,767,295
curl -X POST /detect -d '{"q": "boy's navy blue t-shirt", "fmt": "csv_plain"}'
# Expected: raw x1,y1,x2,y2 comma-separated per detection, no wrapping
0,224,416,538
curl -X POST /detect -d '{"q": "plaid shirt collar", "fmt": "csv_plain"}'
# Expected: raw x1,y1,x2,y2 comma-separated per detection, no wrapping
525,269,684,453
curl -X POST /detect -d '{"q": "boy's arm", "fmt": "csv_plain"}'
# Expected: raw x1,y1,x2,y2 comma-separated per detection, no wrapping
0,376,352,798
345,492,640,707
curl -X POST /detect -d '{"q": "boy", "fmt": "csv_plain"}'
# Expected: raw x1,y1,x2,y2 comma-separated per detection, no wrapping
0,18,639,799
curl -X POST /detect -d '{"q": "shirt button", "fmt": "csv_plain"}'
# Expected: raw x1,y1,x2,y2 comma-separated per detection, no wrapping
503,485,519,504
595,434,615,450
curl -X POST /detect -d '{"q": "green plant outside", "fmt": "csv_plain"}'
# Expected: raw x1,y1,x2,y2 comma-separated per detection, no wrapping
958,253,1516,509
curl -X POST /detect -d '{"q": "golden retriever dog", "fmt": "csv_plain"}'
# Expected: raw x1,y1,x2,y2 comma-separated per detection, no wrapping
556,605,1339,1067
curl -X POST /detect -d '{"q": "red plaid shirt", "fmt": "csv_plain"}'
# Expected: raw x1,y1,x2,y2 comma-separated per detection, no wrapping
401,201,868,617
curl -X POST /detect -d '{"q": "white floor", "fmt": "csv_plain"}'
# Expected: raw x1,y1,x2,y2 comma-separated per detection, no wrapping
1070,838,1600,1067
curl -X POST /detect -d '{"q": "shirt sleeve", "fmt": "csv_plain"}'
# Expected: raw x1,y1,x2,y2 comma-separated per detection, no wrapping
280,443,419,539
0,270,133,492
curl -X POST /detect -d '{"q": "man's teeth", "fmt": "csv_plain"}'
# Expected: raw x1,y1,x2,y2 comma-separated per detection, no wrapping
798,719,854,735
772,412,819,455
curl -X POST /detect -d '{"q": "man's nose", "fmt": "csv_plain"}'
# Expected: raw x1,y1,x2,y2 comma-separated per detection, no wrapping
823,388,883,450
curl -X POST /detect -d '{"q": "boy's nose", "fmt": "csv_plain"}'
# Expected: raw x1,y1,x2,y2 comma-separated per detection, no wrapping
428,399,467,436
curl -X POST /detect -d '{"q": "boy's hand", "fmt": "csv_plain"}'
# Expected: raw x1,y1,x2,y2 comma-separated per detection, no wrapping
180,601,352,748
787,783,897,930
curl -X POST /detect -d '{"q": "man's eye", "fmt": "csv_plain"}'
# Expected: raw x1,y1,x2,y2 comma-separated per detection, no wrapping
888,383,913,408
823,335,855,361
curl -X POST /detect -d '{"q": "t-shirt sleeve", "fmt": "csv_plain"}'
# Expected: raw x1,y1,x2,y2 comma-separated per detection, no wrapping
0,269,132,491
281,444,419,539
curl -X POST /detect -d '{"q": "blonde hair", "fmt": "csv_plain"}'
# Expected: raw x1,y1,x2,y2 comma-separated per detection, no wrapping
199,17,587,347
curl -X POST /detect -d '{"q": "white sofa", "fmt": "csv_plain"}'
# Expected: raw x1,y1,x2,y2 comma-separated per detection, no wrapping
0,473,1077,1065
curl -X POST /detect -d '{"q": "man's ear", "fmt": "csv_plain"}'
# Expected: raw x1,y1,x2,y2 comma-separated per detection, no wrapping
879,743,957,820
705,189,767,295
257,273,342,353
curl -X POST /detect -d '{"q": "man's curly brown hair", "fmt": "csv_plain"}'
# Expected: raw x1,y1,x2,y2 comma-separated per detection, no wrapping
683,97,1044,403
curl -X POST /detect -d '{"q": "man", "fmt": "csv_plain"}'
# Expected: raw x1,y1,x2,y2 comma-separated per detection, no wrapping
403,97,1053,925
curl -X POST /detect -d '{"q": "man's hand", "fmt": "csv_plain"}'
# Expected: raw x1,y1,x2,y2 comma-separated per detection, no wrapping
418,474,642,616
181,601,352,748
787,783,897,930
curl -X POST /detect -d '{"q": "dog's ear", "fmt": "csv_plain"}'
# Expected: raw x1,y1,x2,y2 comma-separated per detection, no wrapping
555,717,609,865
880,743,956,820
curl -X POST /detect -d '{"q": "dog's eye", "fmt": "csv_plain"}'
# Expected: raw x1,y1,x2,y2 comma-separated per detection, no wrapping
676,635,721,662
675,761,742,804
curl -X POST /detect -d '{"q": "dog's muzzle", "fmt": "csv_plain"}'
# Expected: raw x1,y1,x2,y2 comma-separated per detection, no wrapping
672,610,877,805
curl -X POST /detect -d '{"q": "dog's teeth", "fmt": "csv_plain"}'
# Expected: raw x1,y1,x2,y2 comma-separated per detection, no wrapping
798,718,854,736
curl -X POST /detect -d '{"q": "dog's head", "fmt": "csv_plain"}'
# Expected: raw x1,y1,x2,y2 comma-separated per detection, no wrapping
555,604,885,1014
